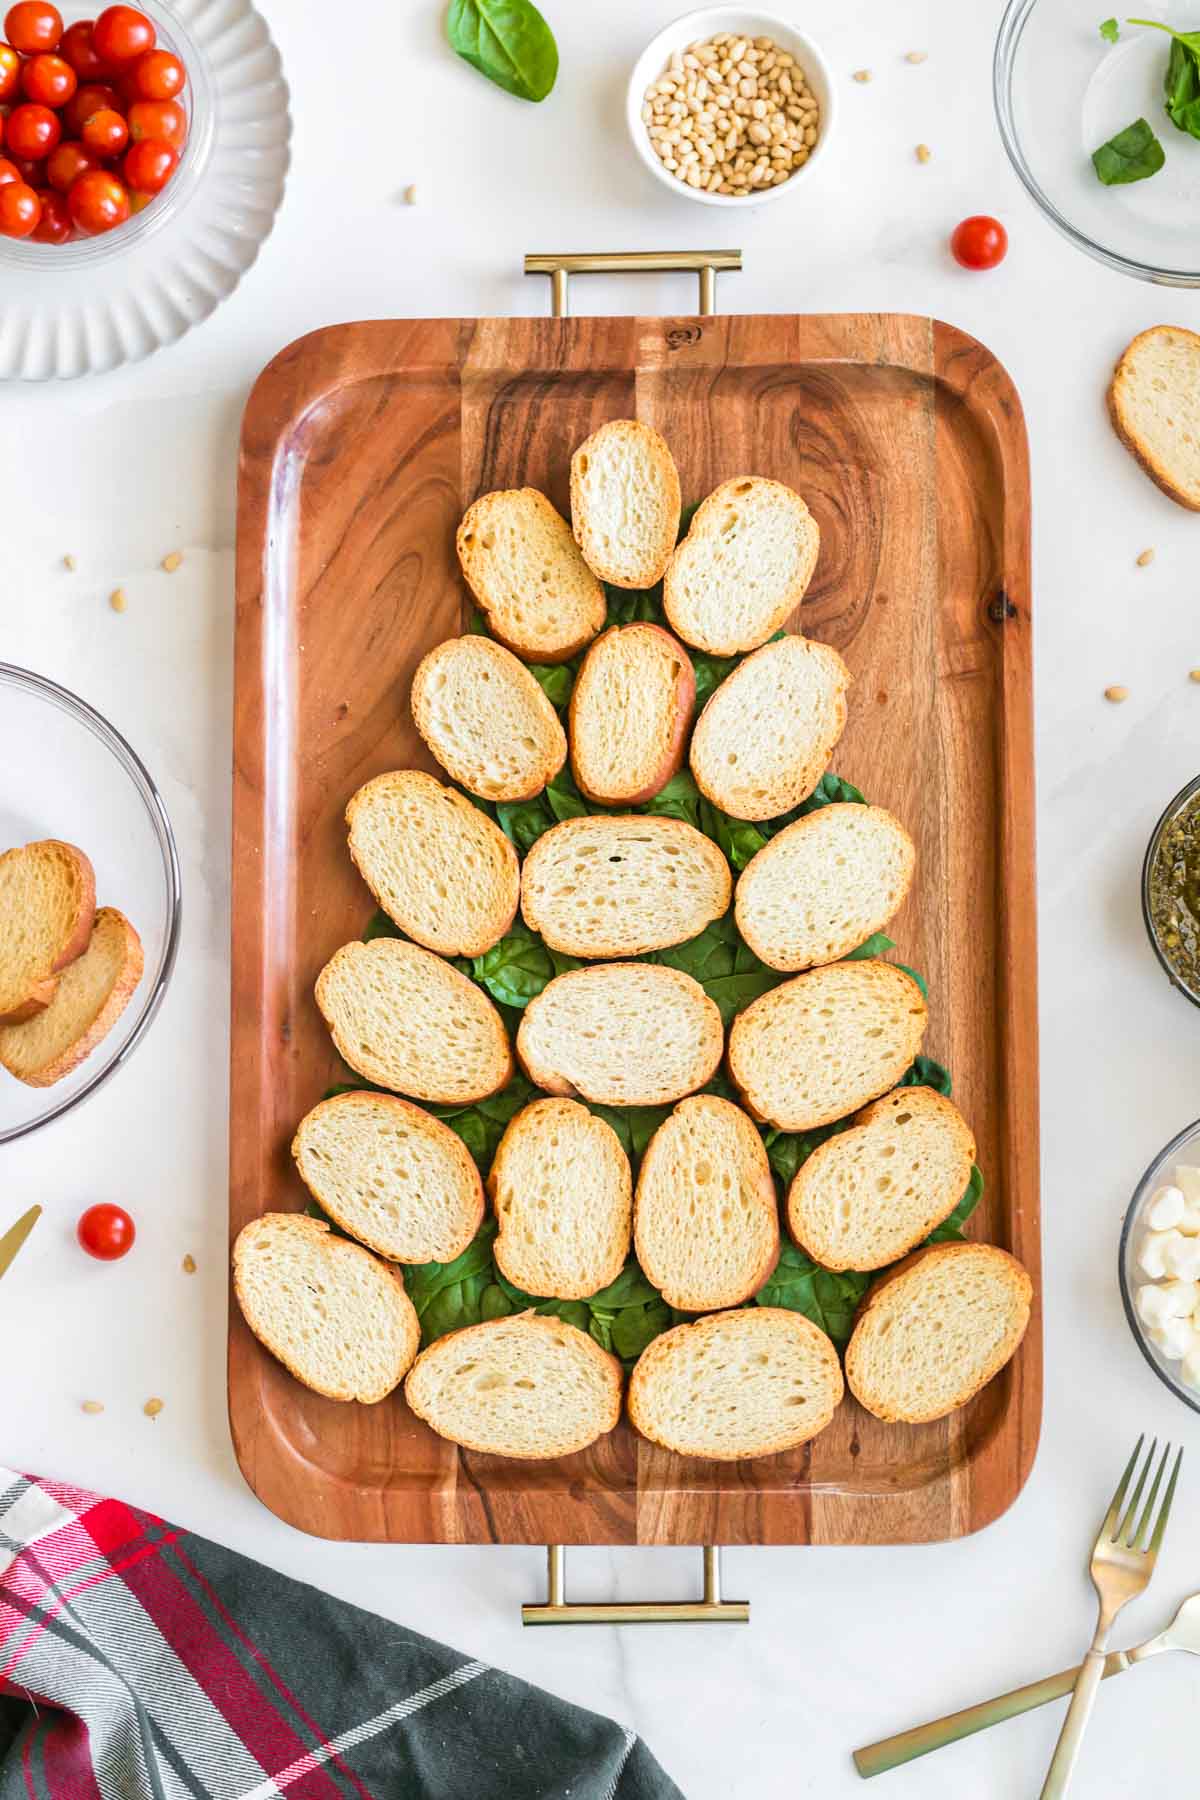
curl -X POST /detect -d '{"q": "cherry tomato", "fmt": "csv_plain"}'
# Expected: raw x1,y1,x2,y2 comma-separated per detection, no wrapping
3,1,61,53
5,100,58,158
30,182,67,239
76,1201,136,1259
0,41,18,100
123,133,174,193
67,163,127,231
950,214,1008,271
91,4,153,65
127,95,183,147
0,110,4,150
127,46,181,100
63,77,116,133
0,152,19,181
8,151,41,181
21,50,75,105
80,104,126,154
46,136,97,190
60,18,110,80
0,175,39,233
128,182,150,210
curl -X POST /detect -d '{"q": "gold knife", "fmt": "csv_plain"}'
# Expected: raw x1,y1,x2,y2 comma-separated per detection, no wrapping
0,1206,41,1282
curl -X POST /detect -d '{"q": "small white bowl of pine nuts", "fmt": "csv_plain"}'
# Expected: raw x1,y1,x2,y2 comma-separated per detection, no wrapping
627,9,835,206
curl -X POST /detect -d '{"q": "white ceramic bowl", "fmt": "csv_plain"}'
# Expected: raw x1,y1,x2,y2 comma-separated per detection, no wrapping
626,7,836,207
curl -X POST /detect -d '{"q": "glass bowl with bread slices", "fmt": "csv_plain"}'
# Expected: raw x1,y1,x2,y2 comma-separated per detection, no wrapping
0,664,180,1144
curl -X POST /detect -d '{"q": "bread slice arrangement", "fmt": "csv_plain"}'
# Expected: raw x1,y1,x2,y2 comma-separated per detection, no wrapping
635,1096,778,1311
787,1086,976,1272
569,623,695,805
411,635,566,803
845,1242,1032,1424
1108,324,1200,511
663,476,820,654
736,804,915,972
346,769,519,958
292,1089,485,1264
490,1098,631,1299
628,1307,844,1460
456,487,606,661
518,962,723,1105
520,815,731,958
690,636,851,821
570,419,681,588
234,1213,420,1404
405,1313,623,1458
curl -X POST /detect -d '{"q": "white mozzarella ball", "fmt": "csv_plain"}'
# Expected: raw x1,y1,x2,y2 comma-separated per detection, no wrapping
1173,1165,1200,1206
1138,1283,1174,1328
1147,1185,1186,1230
1139,1231,1179,1279
1161,1279,1199,1318
1165,1236,1200,1280
1157,1315,1197,1360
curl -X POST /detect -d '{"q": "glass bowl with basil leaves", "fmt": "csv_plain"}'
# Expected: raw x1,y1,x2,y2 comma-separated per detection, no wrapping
996,4,1200,283
1143,773,1200,1006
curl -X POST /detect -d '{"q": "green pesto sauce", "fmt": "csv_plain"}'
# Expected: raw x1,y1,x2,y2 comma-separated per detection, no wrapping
1150,790,1200,994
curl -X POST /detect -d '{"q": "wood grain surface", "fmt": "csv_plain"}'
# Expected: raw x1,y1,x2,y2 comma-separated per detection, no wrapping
230,312,1040,1545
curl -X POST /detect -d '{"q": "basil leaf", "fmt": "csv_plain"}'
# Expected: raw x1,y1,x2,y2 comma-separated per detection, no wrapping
528,661,575,711
1164,32,1200,126
471,918,579,1009
1092,115,1166,181
1100,16,1119,40
843,932,895,961
446,0,558,102
755,1242,870,1346
897,1055,952,1097
927,1164,985,1243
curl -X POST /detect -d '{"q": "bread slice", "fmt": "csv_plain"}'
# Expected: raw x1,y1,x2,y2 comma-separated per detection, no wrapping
635,1096,779,1310
456,488,606,662
728,960,928,1132
315,938,513,1105
845,1242,1032,1424
292,1089,485,1264
1108,325,1200,511
404,1313,623,1458
569,623,695,805
233,1212,420,1404
627,1307,843,1460
517,962,723,1106
690,636,850,822
520,815,731,958
787,1086,976,1272
490,1098,632,1299
0,906,142,1087
663,476,820,654
0,839,95,1023
736,804,915,973
410,636,567,804
570,419,681,588
346,769,519,958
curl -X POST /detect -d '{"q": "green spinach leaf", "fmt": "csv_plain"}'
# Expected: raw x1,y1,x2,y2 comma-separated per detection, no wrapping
603,583,663,628
843,932,896,961
1100,16,1120,40
651,908,783,1024
403,1220,519,1343
897,1055,952,1097
796,772,867,814
927,1164,985,1243
1092,115,1166,181
755,1242,871,1346
640,768,703,829
585,1100,673,1165
446,0,558,102
691,650,741,707
471,918,579,1009
896,962,929,998
528,661,575,711
363,908,402,942
428,1075,539,1170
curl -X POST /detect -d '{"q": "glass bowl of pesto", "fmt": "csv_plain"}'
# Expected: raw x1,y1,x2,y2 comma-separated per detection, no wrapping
1143,772,1200,1006
995,3,1200,284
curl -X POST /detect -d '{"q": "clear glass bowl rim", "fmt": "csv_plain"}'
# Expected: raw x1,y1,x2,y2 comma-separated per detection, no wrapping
1118,1114,1200,1415
1140,771,1200,1011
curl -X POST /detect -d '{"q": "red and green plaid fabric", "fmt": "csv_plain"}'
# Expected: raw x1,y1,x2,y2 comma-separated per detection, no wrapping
0,1470,682,1800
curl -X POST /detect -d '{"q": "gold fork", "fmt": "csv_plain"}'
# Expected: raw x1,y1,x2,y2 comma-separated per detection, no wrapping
1040,1436,1182,1798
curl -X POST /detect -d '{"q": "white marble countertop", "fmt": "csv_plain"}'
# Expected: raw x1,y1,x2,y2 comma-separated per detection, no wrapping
5,1,1200,1793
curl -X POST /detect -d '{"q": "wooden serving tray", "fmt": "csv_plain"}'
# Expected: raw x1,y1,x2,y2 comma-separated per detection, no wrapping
231,311,1040,1545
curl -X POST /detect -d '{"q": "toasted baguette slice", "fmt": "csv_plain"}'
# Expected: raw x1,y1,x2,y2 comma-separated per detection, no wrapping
1108,325,1200,511
570,419,681,588
404,1313,623,1459
411,636,567,804
569,624,695,805
635,1096,778,1310
518,962,723,1106
520,815,731,958
0,839,95,1022
787,1087,976,1272
663,476,820,654
490,1098,632,1299
315,938,513,1105
292,1090,485,1264
456,488,606,662
845,1242,1032,1424
0,907,142,1087
728,960,928,1132
690,636,850,822
628,1307,843,1460
736,804,915,973
233,1213,419,1404
346,769,519,958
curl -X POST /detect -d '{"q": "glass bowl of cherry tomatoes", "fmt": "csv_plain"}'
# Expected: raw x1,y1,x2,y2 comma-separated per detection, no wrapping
0,0,210,259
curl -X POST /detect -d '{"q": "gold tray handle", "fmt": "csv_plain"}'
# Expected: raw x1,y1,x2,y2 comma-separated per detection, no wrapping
524,250,742,318
522,1545,748,1626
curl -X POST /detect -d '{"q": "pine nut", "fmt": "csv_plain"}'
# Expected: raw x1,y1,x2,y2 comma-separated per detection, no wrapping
1137,547,1155,566
144,1397,165,1418
109,588,127,612
915,143,932,163
905,50,928,63
183,1254,197,1273
1104,685,1129,703
62,553,76,571
853,68,872,82
1190,669,1200,683
81,1400,104,1415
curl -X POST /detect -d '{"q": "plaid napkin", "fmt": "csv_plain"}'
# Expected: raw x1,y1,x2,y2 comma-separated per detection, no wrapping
0,1469,682,1800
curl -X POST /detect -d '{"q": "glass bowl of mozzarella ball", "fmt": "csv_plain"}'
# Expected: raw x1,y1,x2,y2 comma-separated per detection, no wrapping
1121,1121,1200,1410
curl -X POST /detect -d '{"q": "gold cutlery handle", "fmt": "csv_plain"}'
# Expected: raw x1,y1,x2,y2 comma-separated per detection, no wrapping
853,1650,1132,1779
522,1545,748,1626
1038,1643,1110,1798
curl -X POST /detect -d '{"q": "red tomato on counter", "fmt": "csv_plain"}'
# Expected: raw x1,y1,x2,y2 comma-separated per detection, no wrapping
77,1202,136,1260
950,215,1008,271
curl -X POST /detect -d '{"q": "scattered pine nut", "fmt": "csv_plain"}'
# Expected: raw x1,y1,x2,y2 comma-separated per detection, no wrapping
143,1397,164,1419
1190,669,1200,683
182,1253,196,1274
905,50,928,64
915,143,932,163
1136,547,1155,566
403,183,418,205
852,68,872,82
161,550,183,573
81,1400,104,1415
1104,685,1129,703
62,554,76,571
109,588,127,613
